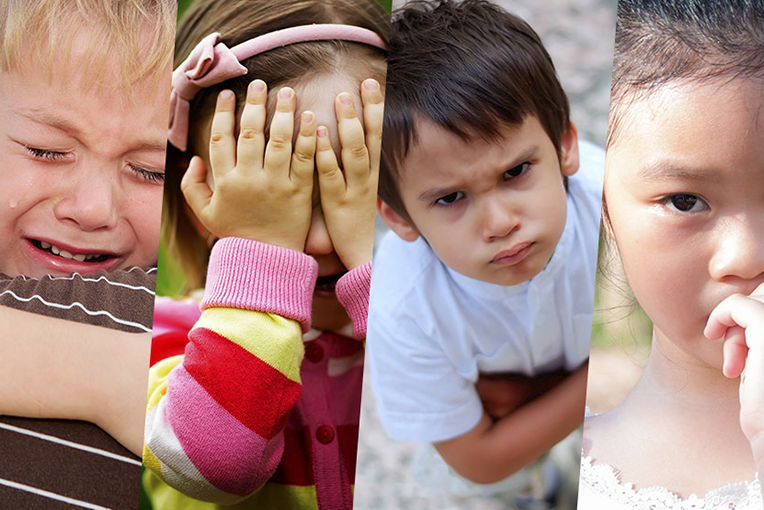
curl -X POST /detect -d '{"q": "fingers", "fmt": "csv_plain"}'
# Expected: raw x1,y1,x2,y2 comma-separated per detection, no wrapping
335,92,370,186
209,90,237,181
361,79,384,173
180,156,213,220
706,291,764,378
721,326,748,378
237,80,268,171
263,87,295,175
706,293,764,339
290,111,317,185
315,126,345,195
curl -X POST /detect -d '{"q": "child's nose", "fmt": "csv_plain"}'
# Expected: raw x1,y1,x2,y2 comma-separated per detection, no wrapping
304,206,334,257
53,163,119,231
709,213,764,287
480,196,519,242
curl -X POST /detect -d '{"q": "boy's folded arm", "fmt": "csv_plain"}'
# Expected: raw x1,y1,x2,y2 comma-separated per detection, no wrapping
435,362,588,484
0,305,150,456
143,238,317,504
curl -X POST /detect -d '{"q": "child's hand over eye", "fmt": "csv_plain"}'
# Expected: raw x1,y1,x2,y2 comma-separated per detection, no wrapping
314,79,383,270
705,282,764,466
181,81,316,252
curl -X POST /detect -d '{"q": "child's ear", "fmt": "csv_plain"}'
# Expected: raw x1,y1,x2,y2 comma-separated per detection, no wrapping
560,122,580,177
378,198,419,242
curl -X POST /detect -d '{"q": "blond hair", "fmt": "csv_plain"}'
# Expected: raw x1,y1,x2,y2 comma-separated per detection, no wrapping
0,0,176,87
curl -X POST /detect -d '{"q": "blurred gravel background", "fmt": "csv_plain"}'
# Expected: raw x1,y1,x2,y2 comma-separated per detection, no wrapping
357,1,617,508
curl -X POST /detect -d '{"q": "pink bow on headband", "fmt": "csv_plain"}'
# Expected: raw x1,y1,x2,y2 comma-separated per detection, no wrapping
168,24,388,151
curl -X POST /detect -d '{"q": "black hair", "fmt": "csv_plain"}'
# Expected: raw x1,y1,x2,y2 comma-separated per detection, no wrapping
608,0,764,147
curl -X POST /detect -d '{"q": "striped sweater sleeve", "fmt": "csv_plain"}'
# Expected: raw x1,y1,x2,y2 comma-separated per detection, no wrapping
143,238,318,503
335,261,372,340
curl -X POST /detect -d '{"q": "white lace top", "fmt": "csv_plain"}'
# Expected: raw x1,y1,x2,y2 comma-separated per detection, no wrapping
578,455,762,509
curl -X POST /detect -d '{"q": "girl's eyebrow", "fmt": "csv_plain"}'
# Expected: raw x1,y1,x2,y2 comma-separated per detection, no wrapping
637,161,717,182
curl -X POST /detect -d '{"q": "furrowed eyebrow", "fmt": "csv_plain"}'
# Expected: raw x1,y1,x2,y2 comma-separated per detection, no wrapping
417,146,539,203
637,161,717,182
17,108,82,136
17,108,167,153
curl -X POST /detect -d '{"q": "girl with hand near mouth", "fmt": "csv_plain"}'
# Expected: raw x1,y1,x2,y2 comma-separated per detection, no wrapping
579,0,764,507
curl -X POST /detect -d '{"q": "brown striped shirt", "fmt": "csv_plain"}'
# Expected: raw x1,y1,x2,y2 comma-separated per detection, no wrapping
0,267,156,510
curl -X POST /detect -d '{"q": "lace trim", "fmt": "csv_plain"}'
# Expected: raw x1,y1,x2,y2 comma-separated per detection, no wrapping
580,455,762,509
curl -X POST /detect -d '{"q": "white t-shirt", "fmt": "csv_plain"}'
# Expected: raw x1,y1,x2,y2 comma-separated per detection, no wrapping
367,141,604,443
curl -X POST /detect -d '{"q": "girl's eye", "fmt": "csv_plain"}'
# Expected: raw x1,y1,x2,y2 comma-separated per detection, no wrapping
503,162,530,180
435,191,464,206
26,146,69,162
130,164,165,184
663,194,708,213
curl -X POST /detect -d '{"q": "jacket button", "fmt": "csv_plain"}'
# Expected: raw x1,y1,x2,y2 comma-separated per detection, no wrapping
316,425,335,444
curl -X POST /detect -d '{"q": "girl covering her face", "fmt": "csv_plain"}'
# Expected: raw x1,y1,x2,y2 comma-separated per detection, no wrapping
141,1,389,508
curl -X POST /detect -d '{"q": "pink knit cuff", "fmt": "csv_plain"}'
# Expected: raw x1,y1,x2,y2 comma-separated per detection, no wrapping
201,238,318,332
335,262,372,339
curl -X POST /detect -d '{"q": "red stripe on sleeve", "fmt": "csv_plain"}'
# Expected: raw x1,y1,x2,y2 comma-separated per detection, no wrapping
184,327,302,439
150,331,191,366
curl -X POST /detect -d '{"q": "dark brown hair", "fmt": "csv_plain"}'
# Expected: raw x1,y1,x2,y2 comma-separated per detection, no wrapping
379,0,570,222
164,0,389,289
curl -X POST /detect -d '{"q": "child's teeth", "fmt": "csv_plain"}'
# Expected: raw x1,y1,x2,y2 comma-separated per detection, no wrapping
42,242,102,262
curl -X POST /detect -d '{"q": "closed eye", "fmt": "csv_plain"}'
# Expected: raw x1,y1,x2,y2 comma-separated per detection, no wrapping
129,164,165,184
25,146,69,162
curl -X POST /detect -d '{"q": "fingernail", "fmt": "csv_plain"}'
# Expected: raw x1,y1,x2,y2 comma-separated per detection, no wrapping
339,92,353,105
279,87,293,100
302,111,314,124
250,80,265,92
363,79,380,91
317,126,328,138
220,90,234,100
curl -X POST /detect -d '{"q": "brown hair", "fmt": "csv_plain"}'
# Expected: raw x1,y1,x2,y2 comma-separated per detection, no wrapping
380,0,570,223
164,0,389,290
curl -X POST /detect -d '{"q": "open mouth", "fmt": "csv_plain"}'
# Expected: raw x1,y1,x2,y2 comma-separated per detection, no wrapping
30,239,112,263
315,272,346,293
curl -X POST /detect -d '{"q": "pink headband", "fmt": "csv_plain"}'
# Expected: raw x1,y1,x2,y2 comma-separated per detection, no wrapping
168,24,388,151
